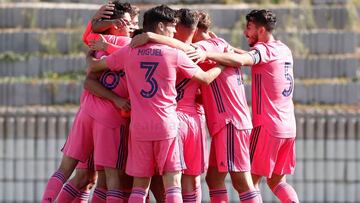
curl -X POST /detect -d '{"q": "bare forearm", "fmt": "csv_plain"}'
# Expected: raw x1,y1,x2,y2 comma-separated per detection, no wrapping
206,52,242,67
84,77,118,102
192,66,223,85
147,32,194,51
92,20,113,33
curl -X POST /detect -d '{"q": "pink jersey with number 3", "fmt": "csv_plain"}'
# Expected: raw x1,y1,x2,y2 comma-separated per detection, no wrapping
106,43,201,141
251,40,296,138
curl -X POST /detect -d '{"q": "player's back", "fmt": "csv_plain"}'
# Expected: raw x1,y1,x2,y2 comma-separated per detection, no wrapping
120,43,197,141
195,38,253,135
251,40,295,137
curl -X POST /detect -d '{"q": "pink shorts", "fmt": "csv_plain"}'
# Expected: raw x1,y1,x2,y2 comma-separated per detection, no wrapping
76,154,95,170
126,136,185,177
178,112,208,176
250,126,296,178
208,123,251,172
62,108,129,169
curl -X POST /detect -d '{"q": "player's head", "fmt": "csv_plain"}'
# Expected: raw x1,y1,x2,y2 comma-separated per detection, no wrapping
244,9,276,47
192,10,211,42
174,8,199,43
107,1,133,36
143,5,177,38
129,5,140,37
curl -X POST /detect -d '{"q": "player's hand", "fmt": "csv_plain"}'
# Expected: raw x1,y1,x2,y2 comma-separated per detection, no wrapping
114,18,131,29
208,31,218,38
89,34,107,51
130,33,150,48
112,97,131,112
186,48,206,64
92,3,115,20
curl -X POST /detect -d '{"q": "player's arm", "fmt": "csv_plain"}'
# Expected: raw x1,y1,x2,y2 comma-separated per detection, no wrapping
188,49,260,67
84,72,131,111
231,47,248,54
86,51,108,72
191,66,225,85
88,34,122,54
130,32,194,52
91,3,115,33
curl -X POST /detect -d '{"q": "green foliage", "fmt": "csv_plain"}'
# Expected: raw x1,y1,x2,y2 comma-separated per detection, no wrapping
0,52,28,62
41,71,85,81
22,9,37,29
283,33,309,56
68,33,86,55
345,1,360,31
38,33,60,55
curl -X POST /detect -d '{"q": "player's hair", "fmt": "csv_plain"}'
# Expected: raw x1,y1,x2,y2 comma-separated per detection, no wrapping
143,5,177,32
131,29,144,38
130,5,140,18
176,8,199,29
109,1,133,20
197,10,211,32
246,9,277,32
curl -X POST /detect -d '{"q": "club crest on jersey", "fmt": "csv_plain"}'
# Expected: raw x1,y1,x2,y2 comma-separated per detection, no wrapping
100,70,125,90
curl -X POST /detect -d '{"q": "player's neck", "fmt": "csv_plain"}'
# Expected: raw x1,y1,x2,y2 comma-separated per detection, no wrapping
200,32,211,40
259,33,275,43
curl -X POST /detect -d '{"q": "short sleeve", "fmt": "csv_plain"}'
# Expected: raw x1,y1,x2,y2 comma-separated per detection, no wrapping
252,44,269,64
105,46,129,71
82,21,92,45
176,50,201,78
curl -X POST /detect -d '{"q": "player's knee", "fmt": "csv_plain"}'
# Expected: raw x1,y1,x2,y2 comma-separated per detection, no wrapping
266,175,285,190
205,173,223,188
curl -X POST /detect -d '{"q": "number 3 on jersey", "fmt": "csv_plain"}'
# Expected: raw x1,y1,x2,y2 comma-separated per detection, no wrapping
140,62,159,98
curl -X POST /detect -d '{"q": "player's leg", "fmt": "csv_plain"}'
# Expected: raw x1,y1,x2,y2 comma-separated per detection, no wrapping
94,123,130,203
267,138,298,203
181,175,201,203
230,127,260,203
126,138,154,203
150,175,165,203
91,170,108,203
205,166,228,203
162,171,183,203
180,113,206,203
72,165,97,203
130,177,152,203
41,155,79,202
205,134,228,203
57,166,96,202
160,136,184,203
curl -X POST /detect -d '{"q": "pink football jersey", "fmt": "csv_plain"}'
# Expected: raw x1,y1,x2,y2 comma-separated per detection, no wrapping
195,38,253,136
106,43,201,141
251,40,296,138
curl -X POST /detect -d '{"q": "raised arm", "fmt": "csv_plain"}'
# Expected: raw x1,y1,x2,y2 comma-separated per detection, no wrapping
91,3,115,33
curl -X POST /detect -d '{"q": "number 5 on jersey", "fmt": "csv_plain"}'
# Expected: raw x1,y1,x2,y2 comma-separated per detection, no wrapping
140,62,159,98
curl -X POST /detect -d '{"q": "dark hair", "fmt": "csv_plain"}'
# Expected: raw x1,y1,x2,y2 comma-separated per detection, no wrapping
197,10,211,32
131,29,144,38
246,9,276,32
176,8,199,29
130,5,140,18
143,5,177,32
109,1,133,20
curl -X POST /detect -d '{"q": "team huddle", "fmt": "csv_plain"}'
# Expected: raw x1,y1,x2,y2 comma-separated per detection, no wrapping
41,2,299,203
